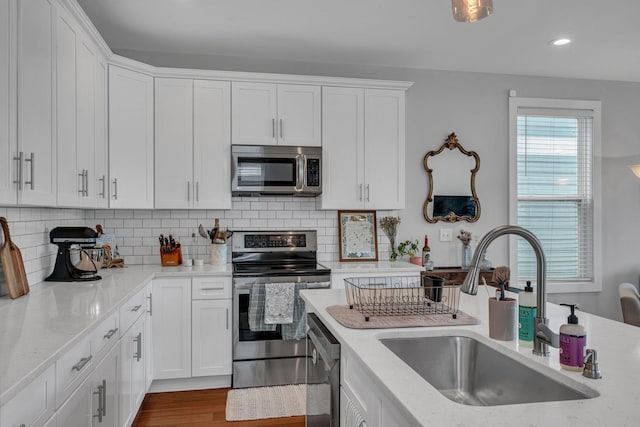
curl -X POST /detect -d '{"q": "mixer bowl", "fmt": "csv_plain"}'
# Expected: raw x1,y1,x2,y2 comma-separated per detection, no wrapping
69,247,104,272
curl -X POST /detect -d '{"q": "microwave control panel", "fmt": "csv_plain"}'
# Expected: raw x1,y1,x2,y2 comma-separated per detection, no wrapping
307,159,320,187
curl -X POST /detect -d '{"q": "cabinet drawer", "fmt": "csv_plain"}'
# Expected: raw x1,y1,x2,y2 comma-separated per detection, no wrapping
192,276,232,299
0,364,56,427
91,310,120,358
341,349,379,426
120,286,146,334
55,334,93,408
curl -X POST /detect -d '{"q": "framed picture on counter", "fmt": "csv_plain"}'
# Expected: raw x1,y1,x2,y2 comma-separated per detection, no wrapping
338,210,378,262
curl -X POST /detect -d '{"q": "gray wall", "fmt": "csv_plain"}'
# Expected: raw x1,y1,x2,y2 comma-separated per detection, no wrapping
120,49,640,320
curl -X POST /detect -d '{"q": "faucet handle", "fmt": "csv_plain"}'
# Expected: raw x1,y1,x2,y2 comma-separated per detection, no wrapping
583,349,602,379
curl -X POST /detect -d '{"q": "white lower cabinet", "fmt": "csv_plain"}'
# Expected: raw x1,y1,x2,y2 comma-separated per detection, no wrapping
192,299,232,377
119,311,146,427
56,342,119,427
0,364,56,427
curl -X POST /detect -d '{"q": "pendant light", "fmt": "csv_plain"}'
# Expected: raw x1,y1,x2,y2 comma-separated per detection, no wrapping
451,0,493,23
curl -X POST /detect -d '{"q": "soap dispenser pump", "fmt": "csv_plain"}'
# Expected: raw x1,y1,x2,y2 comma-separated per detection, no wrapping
559,304,587,371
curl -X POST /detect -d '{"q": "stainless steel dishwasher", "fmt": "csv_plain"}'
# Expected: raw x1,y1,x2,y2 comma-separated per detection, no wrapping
307,313,340,427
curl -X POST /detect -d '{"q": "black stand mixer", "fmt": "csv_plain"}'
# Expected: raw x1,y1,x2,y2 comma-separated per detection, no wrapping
46,227,103,282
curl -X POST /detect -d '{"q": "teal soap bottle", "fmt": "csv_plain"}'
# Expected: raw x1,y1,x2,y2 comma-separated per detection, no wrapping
518,281,537,347
559,304,587,371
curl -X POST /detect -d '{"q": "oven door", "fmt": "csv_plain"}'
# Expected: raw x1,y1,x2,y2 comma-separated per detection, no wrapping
233,275,330,361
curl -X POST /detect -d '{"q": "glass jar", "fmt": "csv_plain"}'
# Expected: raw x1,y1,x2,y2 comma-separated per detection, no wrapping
461,244,471,270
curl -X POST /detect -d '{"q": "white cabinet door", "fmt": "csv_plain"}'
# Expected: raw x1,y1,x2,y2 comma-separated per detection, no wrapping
108,65,154,209
192,299,232,377
364,89,405,210
152,277,192,379
17,0,56,206
319,87,364,209
154,78,194,208
55,5,79,207
277,84,321,147
0,364,56,427
0,0,14,205
232,82,277,145
90,343,119,427
76,36,97,207
93,59,108,208
193,79,232,209
144,283,153,390
56,375,92,427
120,314,145,427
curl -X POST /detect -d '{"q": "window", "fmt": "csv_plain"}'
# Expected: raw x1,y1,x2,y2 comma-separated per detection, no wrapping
509,97,601,293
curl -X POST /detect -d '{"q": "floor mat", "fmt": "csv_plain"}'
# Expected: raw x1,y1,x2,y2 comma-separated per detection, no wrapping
225,384,306,421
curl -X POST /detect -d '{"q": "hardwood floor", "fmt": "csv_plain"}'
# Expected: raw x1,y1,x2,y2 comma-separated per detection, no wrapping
132,388,306,427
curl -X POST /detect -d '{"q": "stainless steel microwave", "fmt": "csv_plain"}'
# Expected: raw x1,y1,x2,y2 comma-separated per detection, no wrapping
231,145,322,196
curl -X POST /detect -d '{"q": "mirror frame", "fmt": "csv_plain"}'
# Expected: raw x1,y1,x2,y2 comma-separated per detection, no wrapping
423,132,481,223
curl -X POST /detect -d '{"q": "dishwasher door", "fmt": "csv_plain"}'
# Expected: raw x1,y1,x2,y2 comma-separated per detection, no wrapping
306,313,340,427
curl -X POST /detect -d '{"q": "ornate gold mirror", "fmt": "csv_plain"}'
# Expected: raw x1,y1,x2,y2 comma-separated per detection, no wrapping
423,133,481,223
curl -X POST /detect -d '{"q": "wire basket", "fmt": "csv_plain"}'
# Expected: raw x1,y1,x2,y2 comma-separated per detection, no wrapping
344,275,460,321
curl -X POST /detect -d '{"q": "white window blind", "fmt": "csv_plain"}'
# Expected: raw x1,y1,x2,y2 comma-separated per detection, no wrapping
511,99,600,291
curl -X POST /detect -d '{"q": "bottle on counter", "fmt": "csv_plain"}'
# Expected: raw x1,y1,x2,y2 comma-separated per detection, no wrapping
518,280,537,347
422,235,431,268
559,304,587,371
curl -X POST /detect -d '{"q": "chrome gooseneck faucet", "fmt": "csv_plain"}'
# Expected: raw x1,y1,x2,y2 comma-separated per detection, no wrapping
461,225,551,356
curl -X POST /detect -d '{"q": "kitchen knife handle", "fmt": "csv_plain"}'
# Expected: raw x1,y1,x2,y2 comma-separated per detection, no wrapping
280,119,283,139
187,181,191,202
272,118,276,138
99,175,106,198
112,178,118,200
24,152,34,190
13,152,23,190
72,355,92,372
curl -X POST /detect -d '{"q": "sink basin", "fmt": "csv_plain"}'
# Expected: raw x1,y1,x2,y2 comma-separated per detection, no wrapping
380,335,598,406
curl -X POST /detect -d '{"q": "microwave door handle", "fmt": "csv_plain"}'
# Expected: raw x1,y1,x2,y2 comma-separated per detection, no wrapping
296,154,305,191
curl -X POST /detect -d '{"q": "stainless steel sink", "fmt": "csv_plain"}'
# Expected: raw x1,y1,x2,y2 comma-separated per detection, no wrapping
380,335,598,406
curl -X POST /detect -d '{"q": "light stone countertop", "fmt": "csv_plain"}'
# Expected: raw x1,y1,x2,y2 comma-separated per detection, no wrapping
0,264,232,406
322,260,424,274
301,287,640,426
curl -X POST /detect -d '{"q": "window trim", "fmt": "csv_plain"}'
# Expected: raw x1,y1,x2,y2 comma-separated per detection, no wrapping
508,96,602,293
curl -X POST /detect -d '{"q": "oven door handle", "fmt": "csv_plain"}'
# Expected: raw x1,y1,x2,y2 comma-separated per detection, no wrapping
233,278,331,288
295,154,305,191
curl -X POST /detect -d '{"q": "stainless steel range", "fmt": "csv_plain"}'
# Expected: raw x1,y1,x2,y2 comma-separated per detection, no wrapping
231,230,331,388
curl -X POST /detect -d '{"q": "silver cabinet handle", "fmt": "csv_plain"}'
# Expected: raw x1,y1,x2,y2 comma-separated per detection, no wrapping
72,355,92,372
272,118,275,138
24,152,34,190
13,152,22,190
112,178,118,200
133,332,142,362
103,327,118,339
295,154,304,191
187,181,191,202
366,184,370,202
84,170,89,196
196,181,199,202
102,378,107,417
99,175,106,198
199,287,224,291
226,308,229,330
93,379,105,422
78,170,85,195
131,304,142,312
359,184,363,201
147,294,152,315
280,118,283,139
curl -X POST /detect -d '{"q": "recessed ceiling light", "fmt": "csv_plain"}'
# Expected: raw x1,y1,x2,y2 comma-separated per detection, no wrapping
550,38,572,46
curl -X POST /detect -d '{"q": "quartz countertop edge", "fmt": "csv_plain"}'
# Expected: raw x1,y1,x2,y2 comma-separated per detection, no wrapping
301,287,640,426
322,260,424,273
0,264,232,406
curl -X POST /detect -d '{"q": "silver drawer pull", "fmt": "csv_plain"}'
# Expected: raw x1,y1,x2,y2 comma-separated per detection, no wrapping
72,355,92,372
131,304,142,312
133,332,142,362
24,152,34,190
200,287,224,291
104,328,118,339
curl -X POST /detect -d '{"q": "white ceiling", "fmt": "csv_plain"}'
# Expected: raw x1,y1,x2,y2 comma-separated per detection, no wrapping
77,0,640,82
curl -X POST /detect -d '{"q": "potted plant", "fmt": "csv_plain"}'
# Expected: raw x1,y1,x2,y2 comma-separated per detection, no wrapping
398,240,421,265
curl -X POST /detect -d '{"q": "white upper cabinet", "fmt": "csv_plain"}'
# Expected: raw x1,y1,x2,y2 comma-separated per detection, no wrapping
0,0,15,205
193,80,232,209
17,0,57,206
108,65,154,209
232,82,320,146
154,78,194,209
155,78,231,209
319,87,405,210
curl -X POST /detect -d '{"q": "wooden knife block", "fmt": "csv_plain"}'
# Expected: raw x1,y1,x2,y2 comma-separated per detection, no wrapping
160,247,182,266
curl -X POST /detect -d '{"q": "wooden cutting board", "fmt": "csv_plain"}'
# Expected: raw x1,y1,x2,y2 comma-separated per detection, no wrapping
0,217,30,299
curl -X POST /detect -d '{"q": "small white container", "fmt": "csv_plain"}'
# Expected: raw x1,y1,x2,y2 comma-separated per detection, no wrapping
210,243,227,267
183,258,193,267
